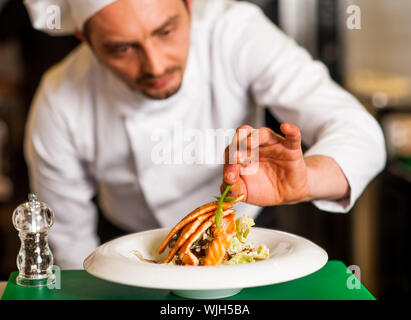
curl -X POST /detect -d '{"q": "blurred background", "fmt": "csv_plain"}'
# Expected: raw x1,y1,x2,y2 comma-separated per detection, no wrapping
0,0,410,299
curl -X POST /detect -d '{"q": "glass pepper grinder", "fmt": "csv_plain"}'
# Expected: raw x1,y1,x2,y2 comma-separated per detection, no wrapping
12,193,55,287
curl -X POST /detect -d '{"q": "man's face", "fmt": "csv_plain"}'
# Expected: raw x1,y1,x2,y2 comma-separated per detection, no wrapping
85,0,191,100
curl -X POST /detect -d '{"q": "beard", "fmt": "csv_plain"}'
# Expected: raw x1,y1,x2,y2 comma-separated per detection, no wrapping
135,66,183,100
140,80,183,100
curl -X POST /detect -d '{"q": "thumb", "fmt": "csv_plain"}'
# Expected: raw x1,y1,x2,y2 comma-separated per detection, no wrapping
220,177,247,199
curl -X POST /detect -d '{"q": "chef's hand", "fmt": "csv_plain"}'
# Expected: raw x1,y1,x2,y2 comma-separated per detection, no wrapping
221,124,350,207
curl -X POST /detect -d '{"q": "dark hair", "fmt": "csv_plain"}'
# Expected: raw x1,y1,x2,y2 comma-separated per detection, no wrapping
83,0,188,43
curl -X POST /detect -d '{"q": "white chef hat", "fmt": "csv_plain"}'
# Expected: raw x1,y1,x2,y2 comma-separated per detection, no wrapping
24,0,118,36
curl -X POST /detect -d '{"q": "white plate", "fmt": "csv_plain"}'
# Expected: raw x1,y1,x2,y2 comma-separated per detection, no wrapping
83,227,328,299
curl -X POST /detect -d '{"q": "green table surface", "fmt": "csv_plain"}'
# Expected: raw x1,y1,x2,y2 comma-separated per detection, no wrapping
1,260,375,300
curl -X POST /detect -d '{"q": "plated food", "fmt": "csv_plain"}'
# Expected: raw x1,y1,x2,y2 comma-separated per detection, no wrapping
133,193,269,266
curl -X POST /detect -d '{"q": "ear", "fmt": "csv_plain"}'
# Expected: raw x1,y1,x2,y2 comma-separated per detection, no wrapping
74,29,86,42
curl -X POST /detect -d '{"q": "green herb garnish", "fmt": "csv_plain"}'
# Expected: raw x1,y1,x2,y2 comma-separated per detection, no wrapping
215,184,232,231
213,196,236,202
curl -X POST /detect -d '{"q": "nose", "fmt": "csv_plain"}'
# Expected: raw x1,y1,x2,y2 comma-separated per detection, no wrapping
141,42,167,76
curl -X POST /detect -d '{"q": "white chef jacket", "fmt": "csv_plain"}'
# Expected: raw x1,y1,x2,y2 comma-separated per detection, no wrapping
24,0,386,269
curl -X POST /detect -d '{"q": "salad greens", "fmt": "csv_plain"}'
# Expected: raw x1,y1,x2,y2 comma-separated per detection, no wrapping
235,215,255,242
225,215,269,265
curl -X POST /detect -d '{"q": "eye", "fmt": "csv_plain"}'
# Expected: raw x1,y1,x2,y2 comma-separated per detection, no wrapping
159,28,173,38
117,45,131,53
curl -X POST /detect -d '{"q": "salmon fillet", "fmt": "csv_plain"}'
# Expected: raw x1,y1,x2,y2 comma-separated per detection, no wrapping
203,214,237,266
178,209,235,262
158,201,233,254
158,195,245,255
162,211,215,264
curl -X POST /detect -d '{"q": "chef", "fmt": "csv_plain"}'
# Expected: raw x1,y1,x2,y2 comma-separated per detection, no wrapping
23,0,386,268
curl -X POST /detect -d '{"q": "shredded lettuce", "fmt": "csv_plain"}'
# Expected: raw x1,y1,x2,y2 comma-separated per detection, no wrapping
255,244,270,259
226,253,255,264
228,237,242,254
235,215,255,242
225,215,269,265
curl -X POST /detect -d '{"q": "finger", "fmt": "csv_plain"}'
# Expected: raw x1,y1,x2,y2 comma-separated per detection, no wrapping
223,163,240,185
220,177,247,200
246,127,283,150
224,144,245,165
245,128,261,150
236,126,277,164
242,127,283,165
187,0,193,11
280,123,302,150
235,125,254,156
233,125,254,147
227,125,254,165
